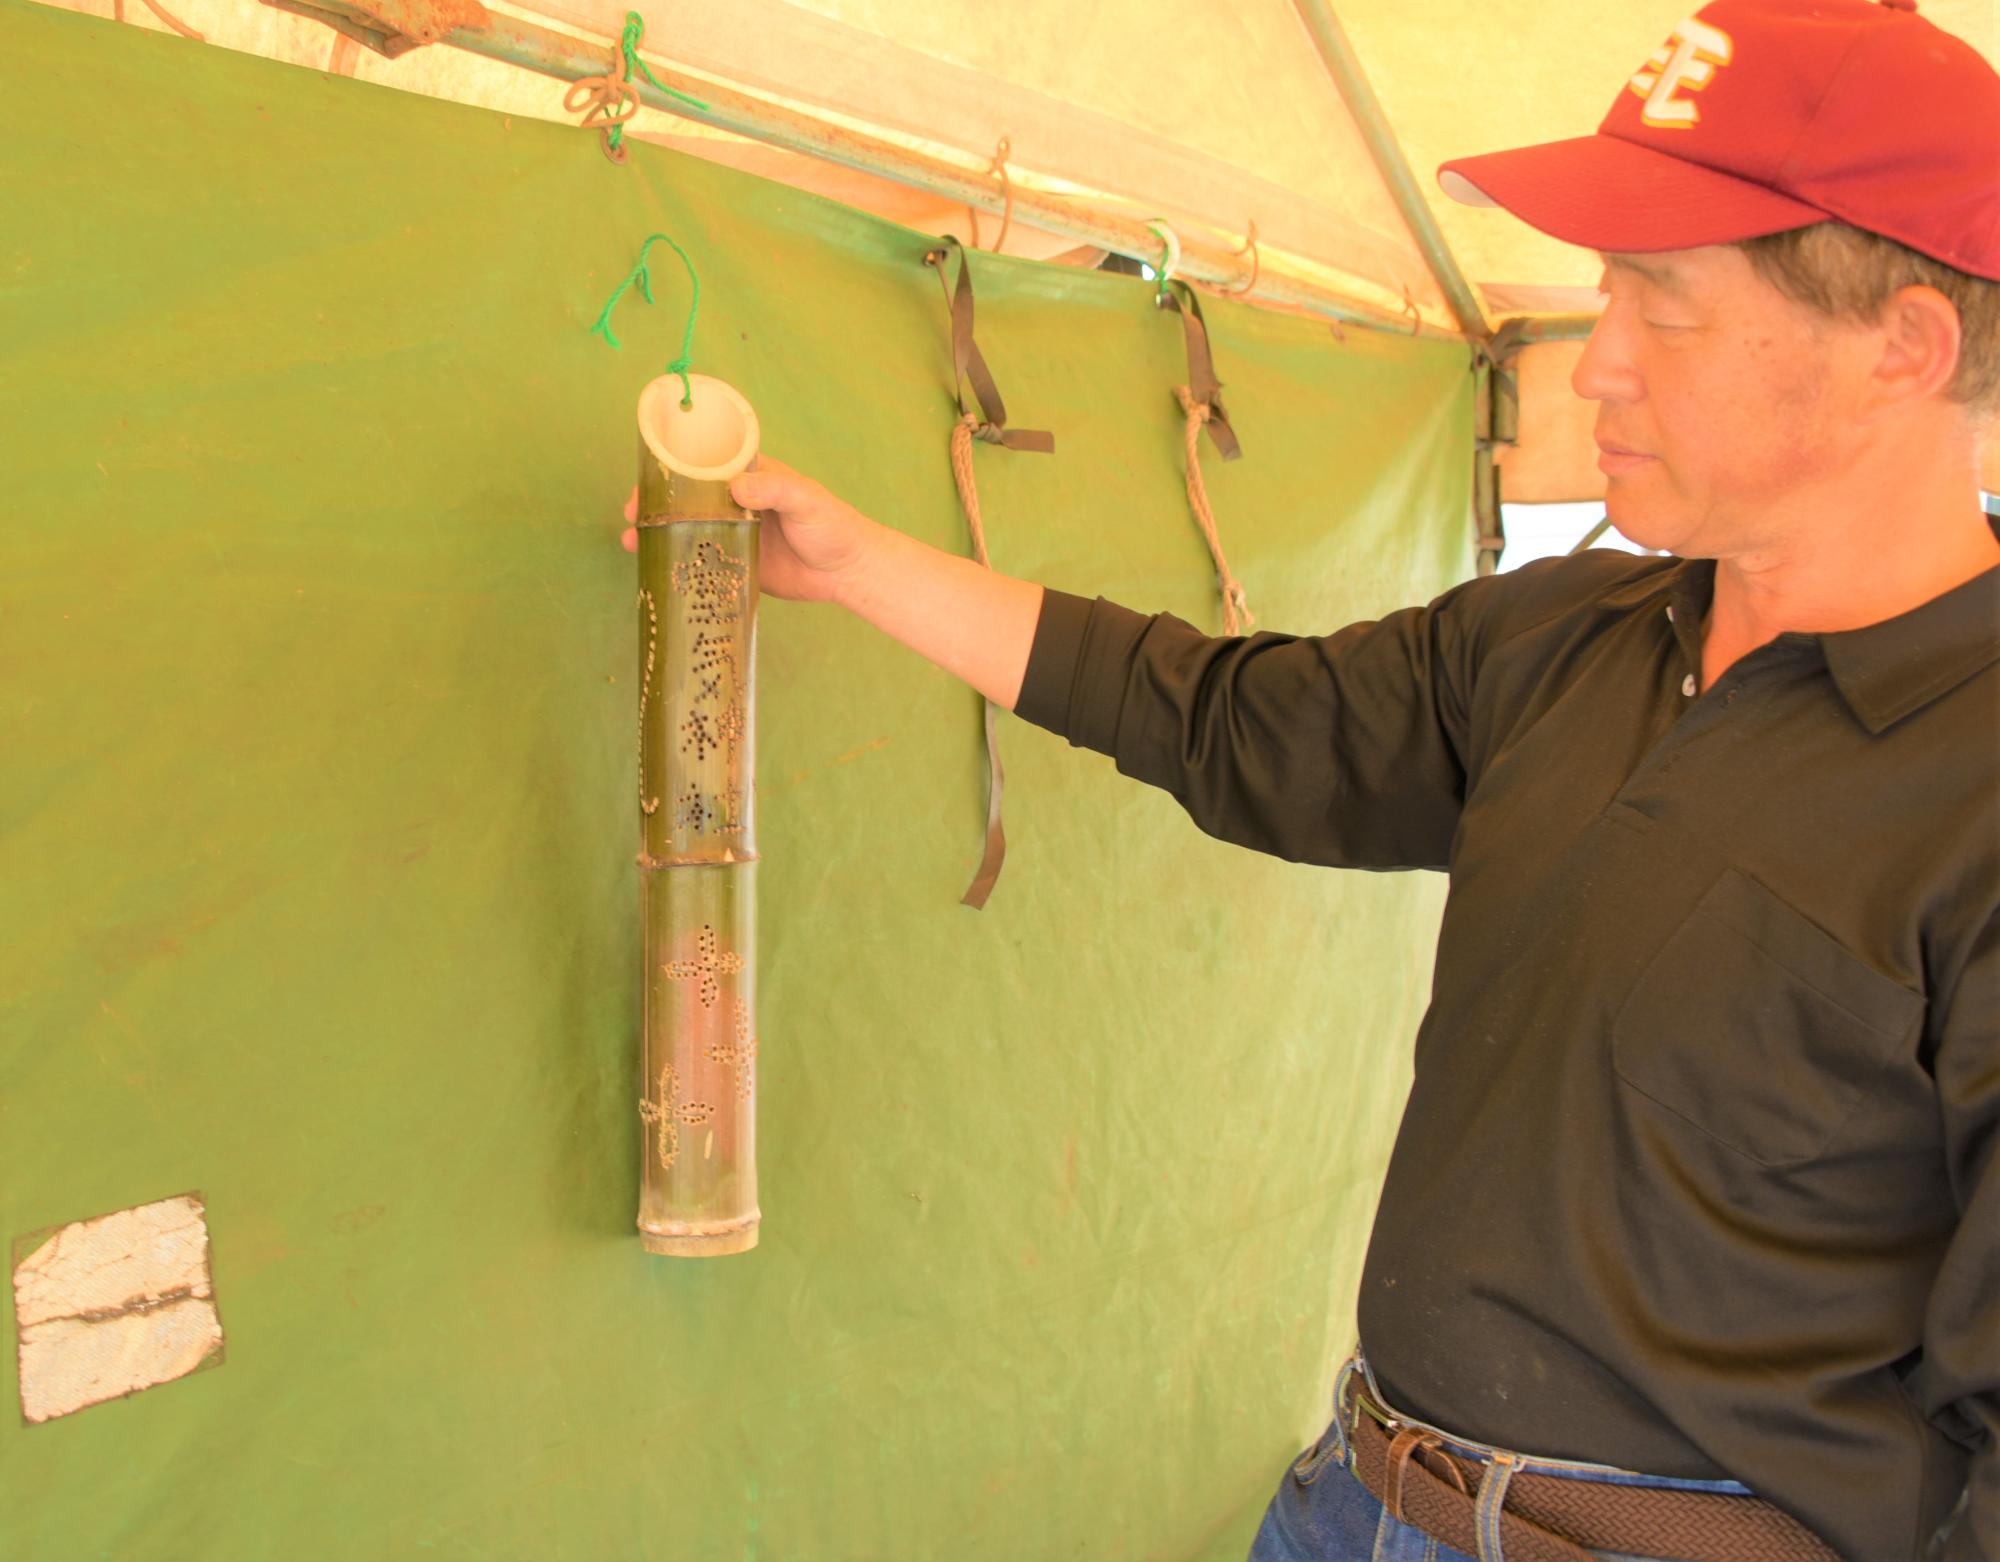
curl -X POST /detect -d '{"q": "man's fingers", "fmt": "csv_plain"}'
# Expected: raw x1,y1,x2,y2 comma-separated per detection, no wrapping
624,462,793,545
730,456,798,513
729,471,772,511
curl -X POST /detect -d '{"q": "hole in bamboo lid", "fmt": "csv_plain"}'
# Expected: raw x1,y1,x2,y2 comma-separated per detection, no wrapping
638,375,760,482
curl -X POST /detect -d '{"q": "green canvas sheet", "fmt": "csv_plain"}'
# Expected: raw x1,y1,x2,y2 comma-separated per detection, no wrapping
0,3,1470,1555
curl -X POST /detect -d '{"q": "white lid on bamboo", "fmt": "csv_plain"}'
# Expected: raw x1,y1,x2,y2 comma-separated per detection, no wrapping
638,374,761,482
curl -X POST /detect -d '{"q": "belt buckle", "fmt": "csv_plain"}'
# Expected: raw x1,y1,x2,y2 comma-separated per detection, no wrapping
1348,1378,1475,1507
1341,1365,1401,1435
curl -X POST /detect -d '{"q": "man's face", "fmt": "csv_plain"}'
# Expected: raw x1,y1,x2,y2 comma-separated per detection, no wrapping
1571,244,1858,558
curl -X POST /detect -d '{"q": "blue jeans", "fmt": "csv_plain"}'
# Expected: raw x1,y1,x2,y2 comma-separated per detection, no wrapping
1247,1355,1755,1562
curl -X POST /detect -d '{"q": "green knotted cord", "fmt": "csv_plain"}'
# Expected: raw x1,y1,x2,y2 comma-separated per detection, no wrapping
1148,221,1178,304
589,232,701,408
605,10,709,155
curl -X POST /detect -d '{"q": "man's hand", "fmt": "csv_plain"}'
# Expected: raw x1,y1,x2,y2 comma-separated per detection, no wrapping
618,457,876,606
616,457,1043,711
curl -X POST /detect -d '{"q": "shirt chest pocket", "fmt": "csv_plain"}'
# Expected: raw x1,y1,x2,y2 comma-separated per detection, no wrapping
1612,869,1924,1168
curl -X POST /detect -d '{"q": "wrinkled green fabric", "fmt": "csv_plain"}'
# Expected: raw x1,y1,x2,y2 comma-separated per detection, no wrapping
0,3,1469,1555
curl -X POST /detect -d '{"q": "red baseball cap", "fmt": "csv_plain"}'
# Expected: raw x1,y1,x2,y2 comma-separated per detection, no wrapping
1437,0,2000,280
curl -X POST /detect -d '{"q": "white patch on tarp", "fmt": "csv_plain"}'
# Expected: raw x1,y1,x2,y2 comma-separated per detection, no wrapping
12,1193,223,1424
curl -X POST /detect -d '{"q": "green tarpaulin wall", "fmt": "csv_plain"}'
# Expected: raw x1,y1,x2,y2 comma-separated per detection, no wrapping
0,3,1469,1555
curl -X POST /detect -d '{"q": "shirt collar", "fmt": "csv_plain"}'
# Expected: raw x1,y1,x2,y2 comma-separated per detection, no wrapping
1821,560,2000,734
1661,520,2000,735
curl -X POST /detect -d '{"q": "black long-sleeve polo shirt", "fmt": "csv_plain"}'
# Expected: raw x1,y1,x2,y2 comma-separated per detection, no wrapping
1013,536,1999,1561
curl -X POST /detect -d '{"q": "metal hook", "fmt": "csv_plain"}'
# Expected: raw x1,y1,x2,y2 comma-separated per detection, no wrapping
1221,219,1261,297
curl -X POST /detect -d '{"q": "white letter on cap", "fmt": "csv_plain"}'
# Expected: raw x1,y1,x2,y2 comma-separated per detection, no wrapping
1628,18,1734,129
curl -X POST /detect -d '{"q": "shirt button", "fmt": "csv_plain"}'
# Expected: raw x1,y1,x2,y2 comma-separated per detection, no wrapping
1681,674,1697,697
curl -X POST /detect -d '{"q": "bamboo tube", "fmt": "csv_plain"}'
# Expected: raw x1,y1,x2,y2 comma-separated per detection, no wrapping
633,373,763,1258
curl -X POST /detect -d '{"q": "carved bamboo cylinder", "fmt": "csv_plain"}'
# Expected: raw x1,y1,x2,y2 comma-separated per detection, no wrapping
633,374,762,1258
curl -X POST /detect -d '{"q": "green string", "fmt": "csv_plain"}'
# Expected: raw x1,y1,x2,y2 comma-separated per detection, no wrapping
605,10,709,155
1148,221,1176,304
589,232,701,408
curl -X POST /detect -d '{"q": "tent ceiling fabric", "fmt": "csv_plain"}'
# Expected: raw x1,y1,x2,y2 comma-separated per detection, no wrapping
25,0,2000,500
36,0,1999,330
517,0,1447,321
31,0,643,135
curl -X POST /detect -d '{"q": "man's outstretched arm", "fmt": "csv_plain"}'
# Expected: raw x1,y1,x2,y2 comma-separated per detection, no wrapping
625,458,1043,712
624,455,1491,870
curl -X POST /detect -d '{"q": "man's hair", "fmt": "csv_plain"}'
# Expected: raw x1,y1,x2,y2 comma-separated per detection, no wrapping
1739,223,2000,419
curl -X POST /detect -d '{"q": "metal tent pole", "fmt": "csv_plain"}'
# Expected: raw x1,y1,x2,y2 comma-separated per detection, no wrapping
1290,0,1491,340
1490,314,1601,354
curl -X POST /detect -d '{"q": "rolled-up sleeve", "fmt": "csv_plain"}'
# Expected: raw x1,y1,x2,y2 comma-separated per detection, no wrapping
1014,585,1479,870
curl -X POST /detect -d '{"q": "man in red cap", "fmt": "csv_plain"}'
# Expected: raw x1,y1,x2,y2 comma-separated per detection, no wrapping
627,1,1996,1554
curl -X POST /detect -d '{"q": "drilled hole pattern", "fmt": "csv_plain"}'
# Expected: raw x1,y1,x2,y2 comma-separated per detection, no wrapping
691,630,739,701
642,541,756,1180
674,785,748,836
681,701,748,764
704,998,757,1100
673,543,748,626
663,923,744,1010
638,1062,717,1172
666,545,749,790
675,784,711,835
679,708,724,764
636,589,660,816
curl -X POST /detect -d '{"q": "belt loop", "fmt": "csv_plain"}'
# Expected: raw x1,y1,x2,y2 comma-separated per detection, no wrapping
1328,1357,1359,1465
1475,1453,1520,1562
1358,1344,1390,1409
1384,1429,1435,1522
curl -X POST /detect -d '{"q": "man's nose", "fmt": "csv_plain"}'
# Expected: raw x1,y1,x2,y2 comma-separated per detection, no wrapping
1570,319,1640,405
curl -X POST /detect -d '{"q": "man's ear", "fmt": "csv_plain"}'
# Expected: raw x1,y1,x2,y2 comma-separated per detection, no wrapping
1863,284,1963,419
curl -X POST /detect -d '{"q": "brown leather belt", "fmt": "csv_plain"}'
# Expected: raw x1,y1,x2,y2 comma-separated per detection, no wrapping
1343,1382,1842,1562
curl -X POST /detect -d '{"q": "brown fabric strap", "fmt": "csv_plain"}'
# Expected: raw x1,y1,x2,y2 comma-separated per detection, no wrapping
926,240,1049,910
1158,280,1240,461
928,239,1055,454
947,415,1008,910
1347,1399,1843,1562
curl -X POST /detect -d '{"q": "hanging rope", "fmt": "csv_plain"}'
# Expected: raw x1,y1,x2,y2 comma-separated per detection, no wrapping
1158,280,1253,635
590,232,702,409
948,415,994,568
136,0,205,40
924,239,1053,910
563,61,638,163
1173,386,1253,635
1221,220,1261,297
964,136,1015,254
564,10,710,164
